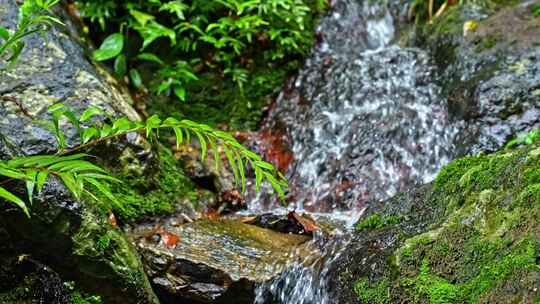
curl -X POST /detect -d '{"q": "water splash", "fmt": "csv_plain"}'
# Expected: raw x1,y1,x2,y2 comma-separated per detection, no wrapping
251,0,461,303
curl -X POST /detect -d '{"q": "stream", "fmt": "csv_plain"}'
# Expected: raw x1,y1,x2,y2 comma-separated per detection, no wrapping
250,0,462,303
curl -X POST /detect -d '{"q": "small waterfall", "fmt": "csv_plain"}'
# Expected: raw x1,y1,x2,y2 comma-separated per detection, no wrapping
251,0,462,303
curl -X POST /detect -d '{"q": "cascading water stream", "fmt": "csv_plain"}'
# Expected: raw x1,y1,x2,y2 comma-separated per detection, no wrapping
250,0,463,303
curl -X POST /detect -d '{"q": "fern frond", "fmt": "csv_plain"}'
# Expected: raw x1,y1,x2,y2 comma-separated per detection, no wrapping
49,105,288,201
0,103,288,217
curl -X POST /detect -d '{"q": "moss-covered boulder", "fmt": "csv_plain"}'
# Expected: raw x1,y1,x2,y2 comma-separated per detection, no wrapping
410,1,540,154
0,0,159,302
333,143,540,303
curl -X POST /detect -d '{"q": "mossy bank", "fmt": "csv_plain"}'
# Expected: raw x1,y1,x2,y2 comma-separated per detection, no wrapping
334,143,540,303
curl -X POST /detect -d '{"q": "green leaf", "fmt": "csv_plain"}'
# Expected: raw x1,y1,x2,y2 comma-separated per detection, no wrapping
129,68,143,88
0,26,10,40
223,145,239,186
236,152,246,193
160,1,188,20
114,54,127,76
129,9,155,26
78,172,121,183
36,170,48,193
58,172,81,199
112,117,133,133
80,107,104,122
173,85,186,101
82,127,99,144
207,135,220,171
84,178,117,204
93,33,124,61
0,186,29,217
0,167,28,180
194,131,207,161
145,115,162,137
24,169,37,204
137,52,164,65
255,160,275,171
134,21,176,50
254,166,263,192
172,126,183,149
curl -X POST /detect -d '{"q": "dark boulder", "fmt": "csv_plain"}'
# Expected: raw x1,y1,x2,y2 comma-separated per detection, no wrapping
0,0,158,303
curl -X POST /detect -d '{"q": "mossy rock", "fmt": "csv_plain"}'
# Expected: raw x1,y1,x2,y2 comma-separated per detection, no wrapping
332,144,540,303
407,1,540,153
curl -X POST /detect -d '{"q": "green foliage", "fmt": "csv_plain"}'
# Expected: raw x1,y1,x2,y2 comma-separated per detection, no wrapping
356,214,401,231
76,0,326,128
354,278,390,304
0,104,287,216
65,282,103,304
505,129,540,149
0,0,61,68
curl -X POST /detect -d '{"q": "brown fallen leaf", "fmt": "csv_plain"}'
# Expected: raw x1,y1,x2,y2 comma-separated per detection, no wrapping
288,211,320,233
239,216,258,224
159,230,180,249
108,210,117,227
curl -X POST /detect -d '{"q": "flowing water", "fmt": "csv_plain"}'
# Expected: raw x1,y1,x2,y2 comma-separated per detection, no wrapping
251,0,464,303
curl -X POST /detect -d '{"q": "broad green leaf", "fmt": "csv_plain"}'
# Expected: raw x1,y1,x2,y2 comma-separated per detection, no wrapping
114,54,127,76
173,85,186,101
100,124,112,137
160,1,188,20
134,21,176,50
112,117,133,133
82,127,99,144
0,26,10,40
129,68,143,88
48,160,106,173
93,33,124,61
80,107,104,122
0,186,29,217
137,52,164,65
129,9,155,26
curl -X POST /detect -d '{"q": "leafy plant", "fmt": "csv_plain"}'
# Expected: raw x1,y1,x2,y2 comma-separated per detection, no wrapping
76,0,326,108
505,129,540,149
0,0,61,68
0,104,287,217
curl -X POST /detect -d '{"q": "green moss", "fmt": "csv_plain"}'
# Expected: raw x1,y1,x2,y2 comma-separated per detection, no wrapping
97,147,198,222
354,277,390,304
66,282,103,304
357,144,540,302
356,214,402,231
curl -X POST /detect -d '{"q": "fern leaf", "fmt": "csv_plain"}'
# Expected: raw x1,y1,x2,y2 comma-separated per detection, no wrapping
0,186,29,217
36,170,48,193
194,131,207,161
24,169,37,204
207,135,220,171
223,145,239,187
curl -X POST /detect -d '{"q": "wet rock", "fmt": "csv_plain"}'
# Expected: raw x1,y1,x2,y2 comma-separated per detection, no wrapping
413,2,540,154
0,0,158,302
331,143,540,303
128,218,311,303
0,253,71,304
